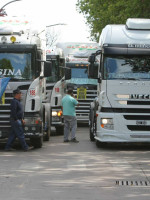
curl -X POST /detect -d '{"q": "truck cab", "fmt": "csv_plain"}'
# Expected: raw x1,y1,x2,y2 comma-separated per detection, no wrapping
88,18,150,146
0,17,52,147
50,43,100,135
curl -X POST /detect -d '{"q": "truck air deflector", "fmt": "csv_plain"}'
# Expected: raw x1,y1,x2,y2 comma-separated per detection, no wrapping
103,44,150,55
126,18,150,30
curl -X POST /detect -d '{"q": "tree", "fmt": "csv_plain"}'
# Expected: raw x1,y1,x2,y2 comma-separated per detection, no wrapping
46,27,61,48
22,57,31,79
0,58,14,77
76,0,150,42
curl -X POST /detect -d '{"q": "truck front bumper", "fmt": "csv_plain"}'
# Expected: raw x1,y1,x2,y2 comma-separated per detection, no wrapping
96,112,150,143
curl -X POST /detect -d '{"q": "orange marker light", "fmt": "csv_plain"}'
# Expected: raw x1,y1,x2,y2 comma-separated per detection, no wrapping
101,124,104,128
57,111,62,117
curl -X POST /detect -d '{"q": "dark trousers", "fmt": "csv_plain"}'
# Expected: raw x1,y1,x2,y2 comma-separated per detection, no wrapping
5,120,28,150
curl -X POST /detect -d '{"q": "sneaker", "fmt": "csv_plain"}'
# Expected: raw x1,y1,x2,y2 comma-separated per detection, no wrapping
24,146,33,151
64,139,70,143
70,138,79,143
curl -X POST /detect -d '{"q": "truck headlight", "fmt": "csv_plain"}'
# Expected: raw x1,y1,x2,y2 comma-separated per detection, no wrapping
52,111,57,116
1,36,7,43
52,110,62,117
101,118,114,130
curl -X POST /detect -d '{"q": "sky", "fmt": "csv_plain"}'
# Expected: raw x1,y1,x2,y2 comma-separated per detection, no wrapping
0,0,92,43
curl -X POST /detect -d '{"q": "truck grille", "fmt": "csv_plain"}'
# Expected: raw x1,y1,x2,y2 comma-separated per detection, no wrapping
127,101,150,105
73,88,97,122
123,115,150,132
0,92,13,137
124,115,150,120
127,125,150,131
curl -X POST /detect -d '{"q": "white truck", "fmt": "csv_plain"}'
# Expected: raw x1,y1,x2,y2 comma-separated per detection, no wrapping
88,18,150,147
50,42,99,134
0,17,51,147
46,47,65,135
46,47,65,92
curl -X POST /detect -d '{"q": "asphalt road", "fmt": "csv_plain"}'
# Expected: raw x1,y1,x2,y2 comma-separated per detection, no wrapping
0,126,150,200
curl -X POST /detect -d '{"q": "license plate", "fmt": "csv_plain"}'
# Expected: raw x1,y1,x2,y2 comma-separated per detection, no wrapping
136,120,147,125
77,87,87,100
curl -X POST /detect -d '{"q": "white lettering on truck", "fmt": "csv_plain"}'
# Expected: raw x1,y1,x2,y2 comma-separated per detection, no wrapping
0,69,22,76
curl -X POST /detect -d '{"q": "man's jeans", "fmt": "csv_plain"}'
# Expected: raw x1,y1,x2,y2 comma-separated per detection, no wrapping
63,116,77,140
5,120,28,150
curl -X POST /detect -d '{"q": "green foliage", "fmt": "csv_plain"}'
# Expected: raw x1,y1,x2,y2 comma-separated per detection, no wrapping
0,58,13,77
0,58,13,70
76,0,150,42
22,57,31,79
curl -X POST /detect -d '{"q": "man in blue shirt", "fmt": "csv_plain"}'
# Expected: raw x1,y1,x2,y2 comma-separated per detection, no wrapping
5,88,30,151
61,88,79,143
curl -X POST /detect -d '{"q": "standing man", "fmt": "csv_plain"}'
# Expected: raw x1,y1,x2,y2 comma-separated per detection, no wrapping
61,88,79,143
5,88,30,151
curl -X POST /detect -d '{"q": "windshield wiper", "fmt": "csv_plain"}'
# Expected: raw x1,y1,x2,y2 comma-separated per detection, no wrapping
117,78,138,80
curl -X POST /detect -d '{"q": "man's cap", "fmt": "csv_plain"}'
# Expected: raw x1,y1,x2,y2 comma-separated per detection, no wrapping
13,88,21,95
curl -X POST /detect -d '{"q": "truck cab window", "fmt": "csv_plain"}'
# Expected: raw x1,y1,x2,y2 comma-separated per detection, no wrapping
104,56,150,80
71,68,88,78
0,53,32,80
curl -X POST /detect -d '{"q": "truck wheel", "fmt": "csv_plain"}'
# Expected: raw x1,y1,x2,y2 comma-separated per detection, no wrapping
44,122,51,141
30,137,43,148
44,128,51,141
89,108,95,141
89,123,95,141
56,126,64,135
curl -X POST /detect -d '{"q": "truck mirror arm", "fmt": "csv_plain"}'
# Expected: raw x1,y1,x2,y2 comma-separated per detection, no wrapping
37,59,52,78
98,72,102,83
39,75,44,79
95,50,101,56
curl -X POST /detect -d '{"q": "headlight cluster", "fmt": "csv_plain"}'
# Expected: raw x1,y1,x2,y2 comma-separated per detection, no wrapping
24,118,41,125
52,110,62,117
52,110,62,122
101,118,114,130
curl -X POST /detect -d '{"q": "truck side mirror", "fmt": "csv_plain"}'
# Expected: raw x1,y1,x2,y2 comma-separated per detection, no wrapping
44,61,52,77
65,68,71,80
88,54,95,63
88,63,98,79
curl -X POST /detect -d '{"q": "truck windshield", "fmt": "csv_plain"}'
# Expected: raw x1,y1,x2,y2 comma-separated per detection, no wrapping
104,56,150,80
0,53,32,80
46,59,61,82
71,68,88,78
46,57,65,83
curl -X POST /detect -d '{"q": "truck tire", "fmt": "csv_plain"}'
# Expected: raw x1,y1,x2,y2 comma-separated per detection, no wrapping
30,137,43,148
89,119,95,141
89,107,95,141
43,106,51,141
44,127,51,141
90,127,95,141
44,120,51,141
